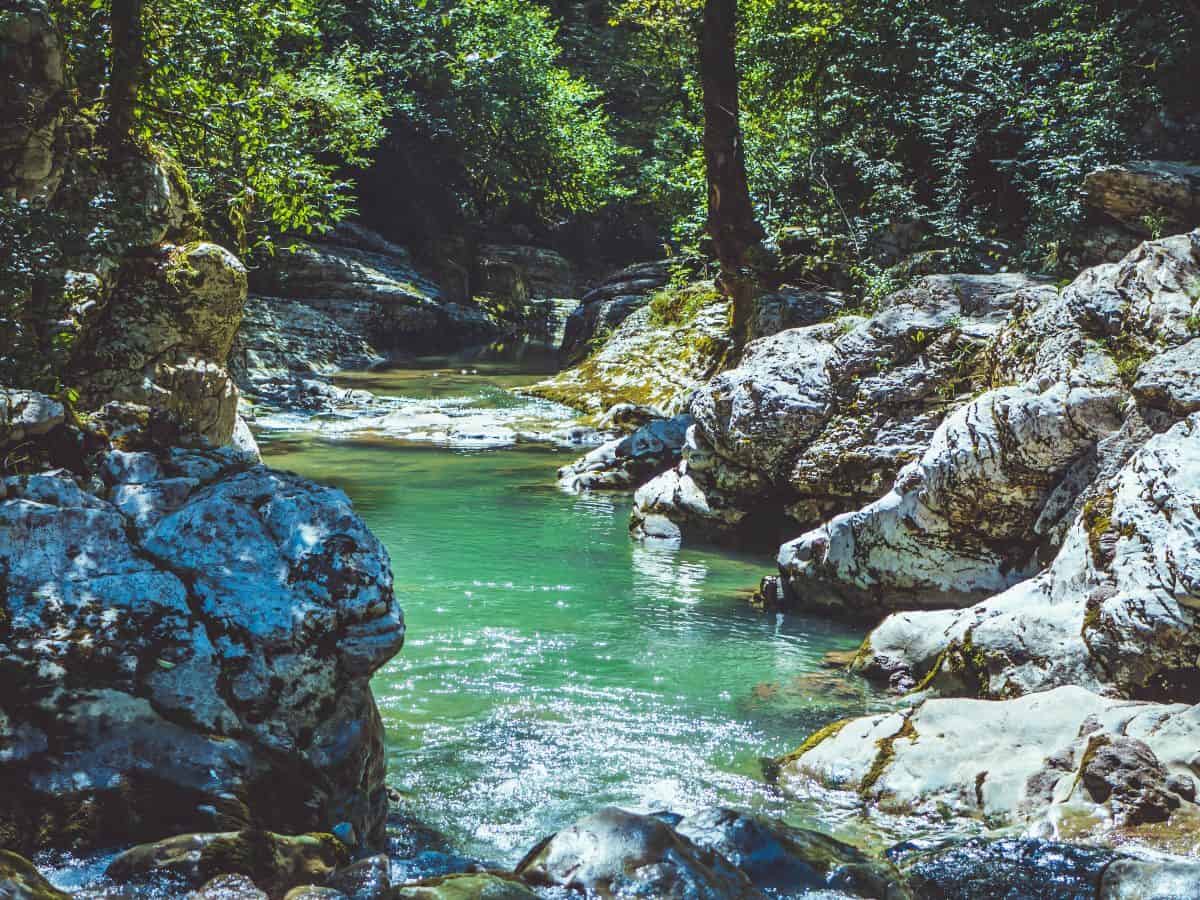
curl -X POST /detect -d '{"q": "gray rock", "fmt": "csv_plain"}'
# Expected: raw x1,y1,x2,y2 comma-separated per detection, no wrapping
515,807,763,899
323,854,390,900
1100,858,1200,899
558,414,692,491
747,287,843,341
190,874,270,899
559,260,670,363
851,411,1200,701
632,273,1055,548
1133,338,1200,415
776,685,1200,848
675,807,904,897
0,390,65,447
72,241,248,445
0,451,404,854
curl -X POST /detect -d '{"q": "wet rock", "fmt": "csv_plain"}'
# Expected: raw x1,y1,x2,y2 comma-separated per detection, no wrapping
390,873,538,900
515,807,762,899
0,849,70,900
1100,858,1200,899
0,390,65,447
284,888,348,900
0,450,405,854
893,837,1118,900
776,685,1200,849
1083,162,1200,237
107,830,348,895
674,807,904,898
190,873,270,899
324,854,390,900
558,413,692,491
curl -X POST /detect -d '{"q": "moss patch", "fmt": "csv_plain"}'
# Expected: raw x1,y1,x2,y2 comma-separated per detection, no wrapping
860,714,917,795
775,718,853,769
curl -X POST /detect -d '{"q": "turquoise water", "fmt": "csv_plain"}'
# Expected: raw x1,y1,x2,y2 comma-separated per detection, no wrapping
259,362,877,864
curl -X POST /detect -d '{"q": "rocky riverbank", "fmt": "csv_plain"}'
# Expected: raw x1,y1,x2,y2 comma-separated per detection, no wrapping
540,160,1200,879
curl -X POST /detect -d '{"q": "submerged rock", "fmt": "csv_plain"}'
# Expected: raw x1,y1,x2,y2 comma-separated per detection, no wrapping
892,837,1119,900
674,807,905,898
0,449,404,854
515,807,762,899
1100,858,1200,899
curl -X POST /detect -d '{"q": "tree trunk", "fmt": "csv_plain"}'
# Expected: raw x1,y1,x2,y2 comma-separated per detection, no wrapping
700,0,764,346
107,0,144,154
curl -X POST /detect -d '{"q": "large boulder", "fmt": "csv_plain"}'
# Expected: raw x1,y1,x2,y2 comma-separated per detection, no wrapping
0,448,405,855
1083,162,1200,237
776,686,1200,850
778,232,1200,617
852,412,1200,700
632,273,1050,546
69,241,248,445
0,849,69,899
515,807,762,899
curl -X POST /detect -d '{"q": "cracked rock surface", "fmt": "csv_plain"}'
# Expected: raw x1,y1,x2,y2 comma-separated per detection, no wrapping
0,446,405,855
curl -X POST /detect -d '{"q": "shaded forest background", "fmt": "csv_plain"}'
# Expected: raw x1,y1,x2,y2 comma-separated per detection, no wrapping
14,0,1200,291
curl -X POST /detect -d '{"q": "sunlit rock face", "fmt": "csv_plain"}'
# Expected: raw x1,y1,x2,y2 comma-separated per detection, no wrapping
631,273,1052,547
0,447,404,855
779,231,1200,618
777,686,1200,853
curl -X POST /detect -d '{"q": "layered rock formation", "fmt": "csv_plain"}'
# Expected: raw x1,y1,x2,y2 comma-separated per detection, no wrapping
771,233,1200,856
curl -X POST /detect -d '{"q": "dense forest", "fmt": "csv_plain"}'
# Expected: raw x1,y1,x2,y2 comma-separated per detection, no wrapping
9,1,1198,280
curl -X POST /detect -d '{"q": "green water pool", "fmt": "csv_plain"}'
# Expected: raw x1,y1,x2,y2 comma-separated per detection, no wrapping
258,361,877,864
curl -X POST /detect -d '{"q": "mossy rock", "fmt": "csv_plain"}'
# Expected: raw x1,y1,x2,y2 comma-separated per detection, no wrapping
107,829,349,895
0,850,70,900
386,872,538,899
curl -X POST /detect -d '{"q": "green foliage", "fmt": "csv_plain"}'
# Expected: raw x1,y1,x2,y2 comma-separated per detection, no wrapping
49,0,387,253
611,0,1195,279
647,283,722,327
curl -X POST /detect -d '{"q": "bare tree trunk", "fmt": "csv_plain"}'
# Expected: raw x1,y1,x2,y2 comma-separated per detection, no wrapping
700,0,764,347
108,0,144,154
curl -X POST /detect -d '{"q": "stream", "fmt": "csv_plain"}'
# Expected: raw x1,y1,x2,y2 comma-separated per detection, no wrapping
39,355,884,893
260,357,881,865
